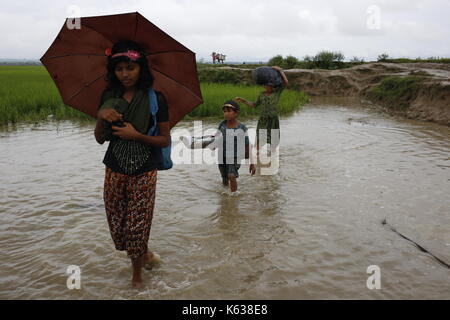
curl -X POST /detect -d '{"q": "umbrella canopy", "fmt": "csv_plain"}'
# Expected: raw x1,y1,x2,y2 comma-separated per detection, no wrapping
40,12,203,128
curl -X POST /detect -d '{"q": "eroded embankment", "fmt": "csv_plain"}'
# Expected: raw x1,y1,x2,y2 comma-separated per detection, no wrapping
208,63,450,126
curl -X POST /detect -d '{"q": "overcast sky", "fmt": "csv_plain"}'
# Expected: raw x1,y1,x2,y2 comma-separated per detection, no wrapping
1,0,449,62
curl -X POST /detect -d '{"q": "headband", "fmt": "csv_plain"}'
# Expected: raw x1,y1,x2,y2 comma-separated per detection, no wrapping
105,49,141,61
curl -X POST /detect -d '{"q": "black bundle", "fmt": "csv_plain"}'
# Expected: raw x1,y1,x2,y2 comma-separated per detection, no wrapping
252,66,283,87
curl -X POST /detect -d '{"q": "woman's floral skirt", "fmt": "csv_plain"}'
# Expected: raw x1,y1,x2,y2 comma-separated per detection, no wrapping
103,167,157,259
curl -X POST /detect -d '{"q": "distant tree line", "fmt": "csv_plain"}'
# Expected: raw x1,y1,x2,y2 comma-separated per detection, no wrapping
268,51,363,70
0,59,42,66
268,51,450,70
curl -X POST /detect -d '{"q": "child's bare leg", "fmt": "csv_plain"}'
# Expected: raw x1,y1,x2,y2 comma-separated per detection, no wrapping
131,255,144,288
222,177,229,186
228,174,237,192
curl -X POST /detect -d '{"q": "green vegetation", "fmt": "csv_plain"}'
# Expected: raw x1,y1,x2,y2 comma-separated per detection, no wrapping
377,53,450,64
267,51,364,70
0,66,308,125
377,53,390,62
262,52,450,71
189,83,309,118
365,76,426,111
198,67,252,85
0,66,91,125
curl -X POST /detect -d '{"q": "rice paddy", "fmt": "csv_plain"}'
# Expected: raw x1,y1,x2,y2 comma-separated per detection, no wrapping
0,66,308,126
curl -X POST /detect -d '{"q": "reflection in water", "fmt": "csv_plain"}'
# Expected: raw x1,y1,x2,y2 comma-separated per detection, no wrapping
1,98,450,299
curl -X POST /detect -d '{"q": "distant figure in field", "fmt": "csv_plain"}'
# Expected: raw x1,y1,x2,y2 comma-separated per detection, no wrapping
217,54,226,64
212,52,226,64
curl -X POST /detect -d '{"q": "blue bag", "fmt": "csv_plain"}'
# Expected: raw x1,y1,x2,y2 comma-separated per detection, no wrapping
147,89,173,170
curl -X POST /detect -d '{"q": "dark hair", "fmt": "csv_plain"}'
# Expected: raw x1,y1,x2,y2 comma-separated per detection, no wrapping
106,40,154,92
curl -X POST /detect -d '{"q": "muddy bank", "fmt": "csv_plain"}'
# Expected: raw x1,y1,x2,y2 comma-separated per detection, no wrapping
208,63,450,126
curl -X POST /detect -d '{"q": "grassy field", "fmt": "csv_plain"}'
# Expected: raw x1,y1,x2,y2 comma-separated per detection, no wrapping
0,66,91,125
0,66,308,126
190,83,308,119
0,66,89,125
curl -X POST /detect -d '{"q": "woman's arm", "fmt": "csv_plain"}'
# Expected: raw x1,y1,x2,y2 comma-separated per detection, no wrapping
95,108,123,145
94,119,106,145
112,121,170,148
272,66,289,86
235,97,256,108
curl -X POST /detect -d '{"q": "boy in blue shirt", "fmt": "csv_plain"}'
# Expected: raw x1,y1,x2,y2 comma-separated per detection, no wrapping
216,100,256,192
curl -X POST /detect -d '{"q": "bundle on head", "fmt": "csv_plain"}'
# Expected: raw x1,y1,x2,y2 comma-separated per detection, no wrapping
252,66,282,87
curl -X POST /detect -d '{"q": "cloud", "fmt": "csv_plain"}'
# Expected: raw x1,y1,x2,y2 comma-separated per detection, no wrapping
0,0,449,61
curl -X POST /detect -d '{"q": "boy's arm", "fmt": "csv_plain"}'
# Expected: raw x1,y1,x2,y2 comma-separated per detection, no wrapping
247,143,256,175
244,130,256,175
207,128,222,150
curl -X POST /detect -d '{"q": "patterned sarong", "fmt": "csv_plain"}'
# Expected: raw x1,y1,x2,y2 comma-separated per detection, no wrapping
103,167,157,259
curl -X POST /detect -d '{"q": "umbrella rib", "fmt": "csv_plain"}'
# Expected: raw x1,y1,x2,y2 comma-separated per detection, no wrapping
68,73,106,101
152,67,203,101
43,51,191,60
42,53,106,60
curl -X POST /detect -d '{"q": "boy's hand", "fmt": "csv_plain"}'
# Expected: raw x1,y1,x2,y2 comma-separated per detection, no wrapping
235,97,245,103
249,164,256,176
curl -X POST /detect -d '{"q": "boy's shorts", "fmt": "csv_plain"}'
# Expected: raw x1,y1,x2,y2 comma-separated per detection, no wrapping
218,164,241,178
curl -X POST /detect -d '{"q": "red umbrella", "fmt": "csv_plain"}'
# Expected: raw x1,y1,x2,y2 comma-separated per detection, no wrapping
40,12,203,128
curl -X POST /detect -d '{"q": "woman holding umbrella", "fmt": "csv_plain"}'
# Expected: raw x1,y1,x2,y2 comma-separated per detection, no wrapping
94,40,169,289
41,12,203,289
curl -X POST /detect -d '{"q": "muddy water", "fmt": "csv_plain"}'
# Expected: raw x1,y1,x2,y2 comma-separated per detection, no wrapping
1,97,449,299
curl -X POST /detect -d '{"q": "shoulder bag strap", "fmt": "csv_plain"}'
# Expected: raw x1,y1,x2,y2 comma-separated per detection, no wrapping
147,88,159,136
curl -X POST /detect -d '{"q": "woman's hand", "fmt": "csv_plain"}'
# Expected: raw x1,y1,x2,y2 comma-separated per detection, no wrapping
98,108,123,123
272,66,289,86
112,122,140,140
271,66,283,72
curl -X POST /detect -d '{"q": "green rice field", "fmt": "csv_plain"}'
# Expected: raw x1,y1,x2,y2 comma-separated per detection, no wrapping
0,66,308,126
187,83,309,119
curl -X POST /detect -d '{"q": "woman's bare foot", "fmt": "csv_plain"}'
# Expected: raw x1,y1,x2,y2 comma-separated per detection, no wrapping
144,252,154,264
132,277,143,289
131,256,143,289
143,251,160,270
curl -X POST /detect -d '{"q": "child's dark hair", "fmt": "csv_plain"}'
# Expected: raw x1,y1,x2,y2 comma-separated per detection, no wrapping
106,40,154,92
